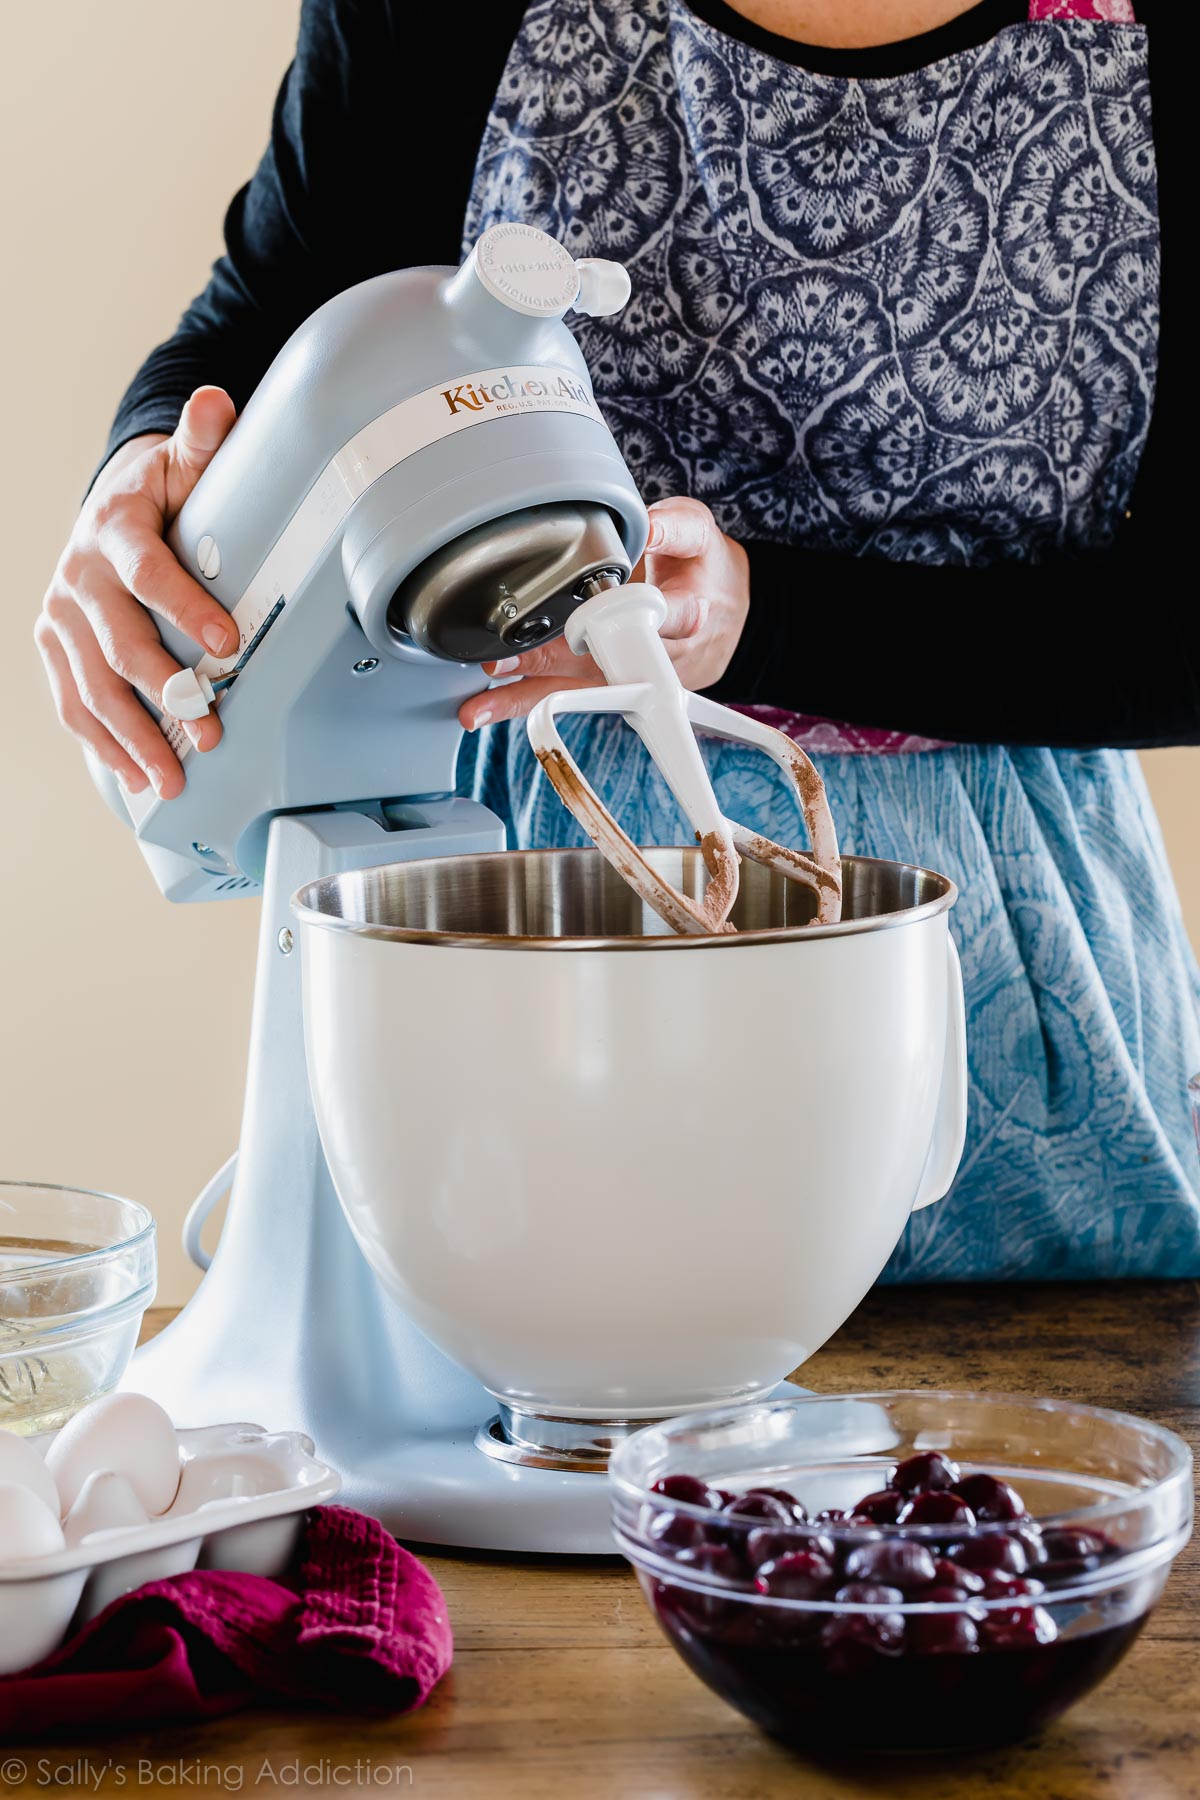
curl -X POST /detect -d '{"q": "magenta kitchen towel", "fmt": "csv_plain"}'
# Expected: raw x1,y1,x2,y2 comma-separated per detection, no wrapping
0,1506,452,1736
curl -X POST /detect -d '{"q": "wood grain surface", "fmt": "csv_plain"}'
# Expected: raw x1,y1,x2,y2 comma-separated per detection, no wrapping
3,1283,1196,1799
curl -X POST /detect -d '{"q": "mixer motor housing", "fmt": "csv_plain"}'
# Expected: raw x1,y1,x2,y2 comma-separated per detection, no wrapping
94,224,648,902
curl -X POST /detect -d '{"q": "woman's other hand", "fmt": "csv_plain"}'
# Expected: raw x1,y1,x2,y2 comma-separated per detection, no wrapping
458,496,750,731
35,387,241,798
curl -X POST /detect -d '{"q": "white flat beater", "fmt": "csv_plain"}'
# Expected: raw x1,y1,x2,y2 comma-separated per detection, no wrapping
526,579,842,935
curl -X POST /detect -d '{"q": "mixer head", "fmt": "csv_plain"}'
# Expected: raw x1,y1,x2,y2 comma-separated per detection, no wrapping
100,223,649,900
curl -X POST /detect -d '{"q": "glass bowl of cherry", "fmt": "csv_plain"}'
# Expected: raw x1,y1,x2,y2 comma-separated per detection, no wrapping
609,1390,1192,1755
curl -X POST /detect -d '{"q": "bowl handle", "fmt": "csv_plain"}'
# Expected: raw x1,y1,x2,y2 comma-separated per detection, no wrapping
912,934,968,1211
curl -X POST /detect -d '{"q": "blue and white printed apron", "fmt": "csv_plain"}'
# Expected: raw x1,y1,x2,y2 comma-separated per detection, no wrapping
460,0,1200,1279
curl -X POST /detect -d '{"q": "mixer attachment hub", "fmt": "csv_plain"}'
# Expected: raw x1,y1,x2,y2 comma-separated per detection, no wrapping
507,613,556,650
390,500,631,663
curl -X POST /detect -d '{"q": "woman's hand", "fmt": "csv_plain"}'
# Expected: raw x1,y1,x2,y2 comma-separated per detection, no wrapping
458,496,750,731
35,387,241,798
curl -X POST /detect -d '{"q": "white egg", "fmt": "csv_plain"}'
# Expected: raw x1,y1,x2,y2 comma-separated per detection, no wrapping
45,1393,181,1516
0,1480,66,1561
63,1469,149,1546
0,1428,61,1517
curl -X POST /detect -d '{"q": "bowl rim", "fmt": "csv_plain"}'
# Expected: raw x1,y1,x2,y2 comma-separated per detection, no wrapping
0,1181,156,1278
608,1387,1195,1541
291,849,958,951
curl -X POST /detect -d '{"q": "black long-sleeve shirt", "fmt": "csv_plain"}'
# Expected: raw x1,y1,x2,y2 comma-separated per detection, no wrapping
104,0,1197,749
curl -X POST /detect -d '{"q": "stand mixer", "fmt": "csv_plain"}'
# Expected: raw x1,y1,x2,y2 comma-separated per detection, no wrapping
93,223,966,1552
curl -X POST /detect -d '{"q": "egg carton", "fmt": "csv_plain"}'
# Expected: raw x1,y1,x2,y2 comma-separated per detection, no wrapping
0,1422,340,1676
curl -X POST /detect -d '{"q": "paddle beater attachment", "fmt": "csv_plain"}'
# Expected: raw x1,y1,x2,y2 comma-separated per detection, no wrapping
525,582,842,935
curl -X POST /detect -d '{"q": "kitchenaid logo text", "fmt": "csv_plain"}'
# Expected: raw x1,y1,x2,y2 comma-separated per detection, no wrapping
441,372,594,416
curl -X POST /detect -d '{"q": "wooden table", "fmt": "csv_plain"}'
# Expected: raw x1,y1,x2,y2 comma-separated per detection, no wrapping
5,1284,1197,1798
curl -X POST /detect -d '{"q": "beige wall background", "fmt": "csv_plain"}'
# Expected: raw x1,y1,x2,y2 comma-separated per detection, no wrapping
2,4,1197,1308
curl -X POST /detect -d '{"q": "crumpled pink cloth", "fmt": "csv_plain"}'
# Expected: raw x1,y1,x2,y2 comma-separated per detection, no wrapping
0,1507,452,1738
1028,1,1136,19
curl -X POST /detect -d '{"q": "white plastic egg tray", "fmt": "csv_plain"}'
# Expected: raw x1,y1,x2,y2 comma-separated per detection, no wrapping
0,1422,340,1676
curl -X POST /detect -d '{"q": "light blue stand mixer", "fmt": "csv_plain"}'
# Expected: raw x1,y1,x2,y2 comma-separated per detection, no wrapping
99,223,858,1551
99,224,652,1551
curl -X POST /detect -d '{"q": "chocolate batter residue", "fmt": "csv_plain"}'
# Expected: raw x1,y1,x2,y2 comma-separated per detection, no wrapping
536,746,736,936
755,735,843,924
535,713,843,936
738,833,839,894
698,829,739,932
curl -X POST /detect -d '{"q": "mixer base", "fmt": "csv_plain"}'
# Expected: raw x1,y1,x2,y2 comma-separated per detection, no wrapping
133,1311,621,1552
136,1295,806,1552
126,804,634,1552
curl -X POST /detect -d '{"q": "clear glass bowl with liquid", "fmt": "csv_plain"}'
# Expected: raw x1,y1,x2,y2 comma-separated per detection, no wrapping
0,1183,156,1434
610,1391,1193,1754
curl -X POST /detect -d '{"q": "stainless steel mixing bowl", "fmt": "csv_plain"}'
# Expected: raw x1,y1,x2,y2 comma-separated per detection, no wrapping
292,849,966,1457
297,847,953,945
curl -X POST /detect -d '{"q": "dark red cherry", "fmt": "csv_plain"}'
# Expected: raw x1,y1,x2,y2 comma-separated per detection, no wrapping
1040,1527,1111,1581
820,1608,906,1671
931,1557,985,1595
647,1508,707,1550
723,1491,795,1527
889,1451,961,1495
981,1603,1058,1651
834,1581,906,1607
1042,1527,1110,1560
1008,1521,1048,1567
651,1474,717,1508
668,1542,741,1630
908,1608,979,1656
675,1541,739,1580
742,1486,807,1523
813,1507,850,1524
850,1488,906,1525
947,1530,1028,1577
897,1490,977,1528
745,1526,799,1570
918,1583,976,1605
802,1529,838,1561
843,1538,938,1592
954,1472,1027,1522
822,1585,905,1669
754,1550,835,1600
981,1572,1045,1600
747,1525,835,1568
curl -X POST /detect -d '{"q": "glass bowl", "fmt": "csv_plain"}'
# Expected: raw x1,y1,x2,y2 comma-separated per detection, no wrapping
0,1183,156,1434
609,1391,1193,1755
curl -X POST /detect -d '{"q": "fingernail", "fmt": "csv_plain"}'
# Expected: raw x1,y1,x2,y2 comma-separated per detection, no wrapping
183,720,202,748
472,707,494,731
203,622,234,654
119,771,147,794
149,766,166,795
647,520,664,548
491,658,520,676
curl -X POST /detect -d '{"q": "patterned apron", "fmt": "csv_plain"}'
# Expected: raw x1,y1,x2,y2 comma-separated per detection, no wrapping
462,0,1200,1279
